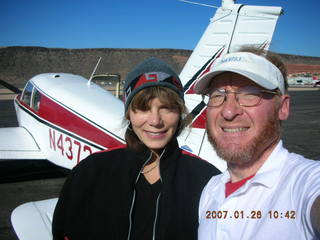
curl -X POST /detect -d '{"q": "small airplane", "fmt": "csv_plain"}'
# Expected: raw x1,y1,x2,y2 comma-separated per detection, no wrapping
0,0,283,239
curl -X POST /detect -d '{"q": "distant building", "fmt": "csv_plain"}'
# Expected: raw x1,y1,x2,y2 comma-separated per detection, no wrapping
288,76,315,86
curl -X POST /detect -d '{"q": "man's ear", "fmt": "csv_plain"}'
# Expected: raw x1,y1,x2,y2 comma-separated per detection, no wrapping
278,94,290,120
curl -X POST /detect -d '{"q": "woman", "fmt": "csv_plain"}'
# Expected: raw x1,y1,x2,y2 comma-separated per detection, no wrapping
52,58,220,240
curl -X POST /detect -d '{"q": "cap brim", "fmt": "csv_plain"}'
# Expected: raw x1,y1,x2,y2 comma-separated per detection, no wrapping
194,67,278,94
194,71,223,94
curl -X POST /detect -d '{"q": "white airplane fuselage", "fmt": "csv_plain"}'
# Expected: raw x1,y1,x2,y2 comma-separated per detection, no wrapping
14,73,126,169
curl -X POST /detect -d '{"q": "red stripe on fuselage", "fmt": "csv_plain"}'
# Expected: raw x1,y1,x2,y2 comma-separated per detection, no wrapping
191,108,207,129
39,95,124,149
18,93,125,149
181,149,201,159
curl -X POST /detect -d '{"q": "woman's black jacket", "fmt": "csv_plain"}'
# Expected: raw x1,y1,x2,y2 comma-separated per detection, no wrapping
52,140,220,240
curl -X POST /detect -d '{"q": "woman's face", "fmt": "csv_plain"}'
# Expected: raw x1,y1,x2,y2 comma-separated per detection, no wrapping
129,97,180,153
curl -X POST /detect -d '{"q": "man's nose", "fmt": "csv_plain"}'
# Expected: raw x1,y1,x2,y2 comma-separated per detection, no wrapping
220,93,243,120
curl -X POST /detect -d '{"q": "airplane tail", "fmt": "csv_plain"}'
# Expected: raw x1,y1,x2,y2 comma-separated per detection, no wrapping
179,2,283,86
177,1,283,169
180,1,283,129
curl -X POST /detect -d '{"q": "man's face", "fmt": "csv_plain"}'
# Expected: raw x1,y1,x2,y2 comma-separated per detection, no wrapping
206,72,290,167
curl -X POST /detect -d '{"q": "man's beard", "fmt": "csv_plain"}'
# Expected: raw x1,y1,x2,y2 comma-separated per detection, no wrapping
207,110,281,168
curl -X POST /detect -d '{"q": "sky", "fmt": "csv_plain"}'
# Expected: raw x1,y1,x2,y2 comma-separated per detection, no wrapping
1,0,320,57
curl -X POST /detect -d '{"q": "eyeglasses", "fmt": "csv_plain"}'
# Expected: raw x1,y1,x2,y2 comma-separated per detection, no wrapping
206,87,279,107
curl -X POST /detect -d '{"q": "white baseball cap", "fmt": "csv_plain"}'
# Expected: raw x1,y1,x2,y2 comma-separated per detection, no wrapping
194,52,285,94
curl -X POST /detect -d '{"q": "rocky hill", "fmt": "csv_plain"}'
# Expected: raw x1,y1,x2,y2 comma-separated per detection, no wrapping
1,47,320,88
0,47,190,88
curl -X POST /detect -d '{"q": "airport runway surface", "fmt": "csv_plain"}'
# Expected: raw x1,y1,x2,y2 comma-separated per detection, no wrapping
0,89,319,240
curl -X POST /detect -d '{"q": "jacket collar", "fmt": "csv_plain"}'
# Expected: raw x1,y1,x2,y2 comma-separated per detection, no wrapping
159,139,180,172
128,138,180,170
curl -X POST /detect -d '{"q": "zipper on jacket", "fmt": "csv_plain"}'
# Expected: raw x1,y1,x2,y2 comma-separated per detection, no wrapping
127,149,166,240
127,152,152,240
151,149,165,240
152,193,161,240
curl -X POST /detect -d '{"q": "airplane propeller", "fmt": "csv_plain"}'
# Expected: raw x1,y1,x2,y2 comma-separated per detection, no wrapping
0,79,22,94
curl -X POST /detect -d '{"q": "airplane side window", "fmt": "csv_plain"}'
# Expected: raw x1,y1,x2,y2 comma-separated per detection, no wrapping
21,82,33,106
32,89,41,112
91,74,122,98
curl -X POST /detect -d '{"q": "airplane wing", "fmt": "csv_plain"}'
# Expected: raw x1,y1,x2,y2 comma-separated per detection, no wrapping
0,127,45,159
11,198,57,240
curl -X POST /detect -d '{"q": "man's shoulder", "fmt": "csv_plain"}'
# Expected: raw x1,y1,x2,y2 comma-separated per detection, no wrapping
284,152,320,197
207,173,224,184
286,152,320,174
202,173,224,192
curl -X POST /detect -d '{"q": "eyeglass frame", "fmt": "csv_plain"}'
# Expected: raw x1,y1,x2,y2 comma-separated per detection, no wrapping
205,87,280,107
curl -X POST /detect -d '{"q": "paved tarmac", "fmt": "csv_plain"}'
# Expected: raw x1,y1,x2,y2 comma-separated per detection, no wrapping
0,89,320,240
0,99,69,240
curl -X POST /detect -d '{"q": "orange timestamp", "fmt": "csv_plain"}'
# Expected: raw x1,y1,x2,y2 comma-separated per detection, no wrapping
205,210,296,219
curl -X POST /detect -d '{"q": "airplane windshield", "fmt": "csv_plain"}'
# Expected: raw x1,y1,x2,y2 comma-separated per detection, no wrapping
32,89,41,112
21,82,33,106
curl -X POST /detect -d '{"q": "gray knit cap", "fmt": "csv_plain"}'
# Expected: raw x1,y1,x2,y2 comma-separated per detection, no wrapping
123,58,184,113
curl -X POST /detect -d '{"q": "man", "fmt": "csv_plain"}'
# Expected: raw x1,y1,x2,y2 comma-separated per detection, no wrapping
194,49,320,239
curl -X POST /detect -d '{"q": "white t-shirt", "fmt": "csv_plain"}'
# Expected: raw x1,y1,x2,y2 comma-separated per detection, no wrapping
198,141,320,240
